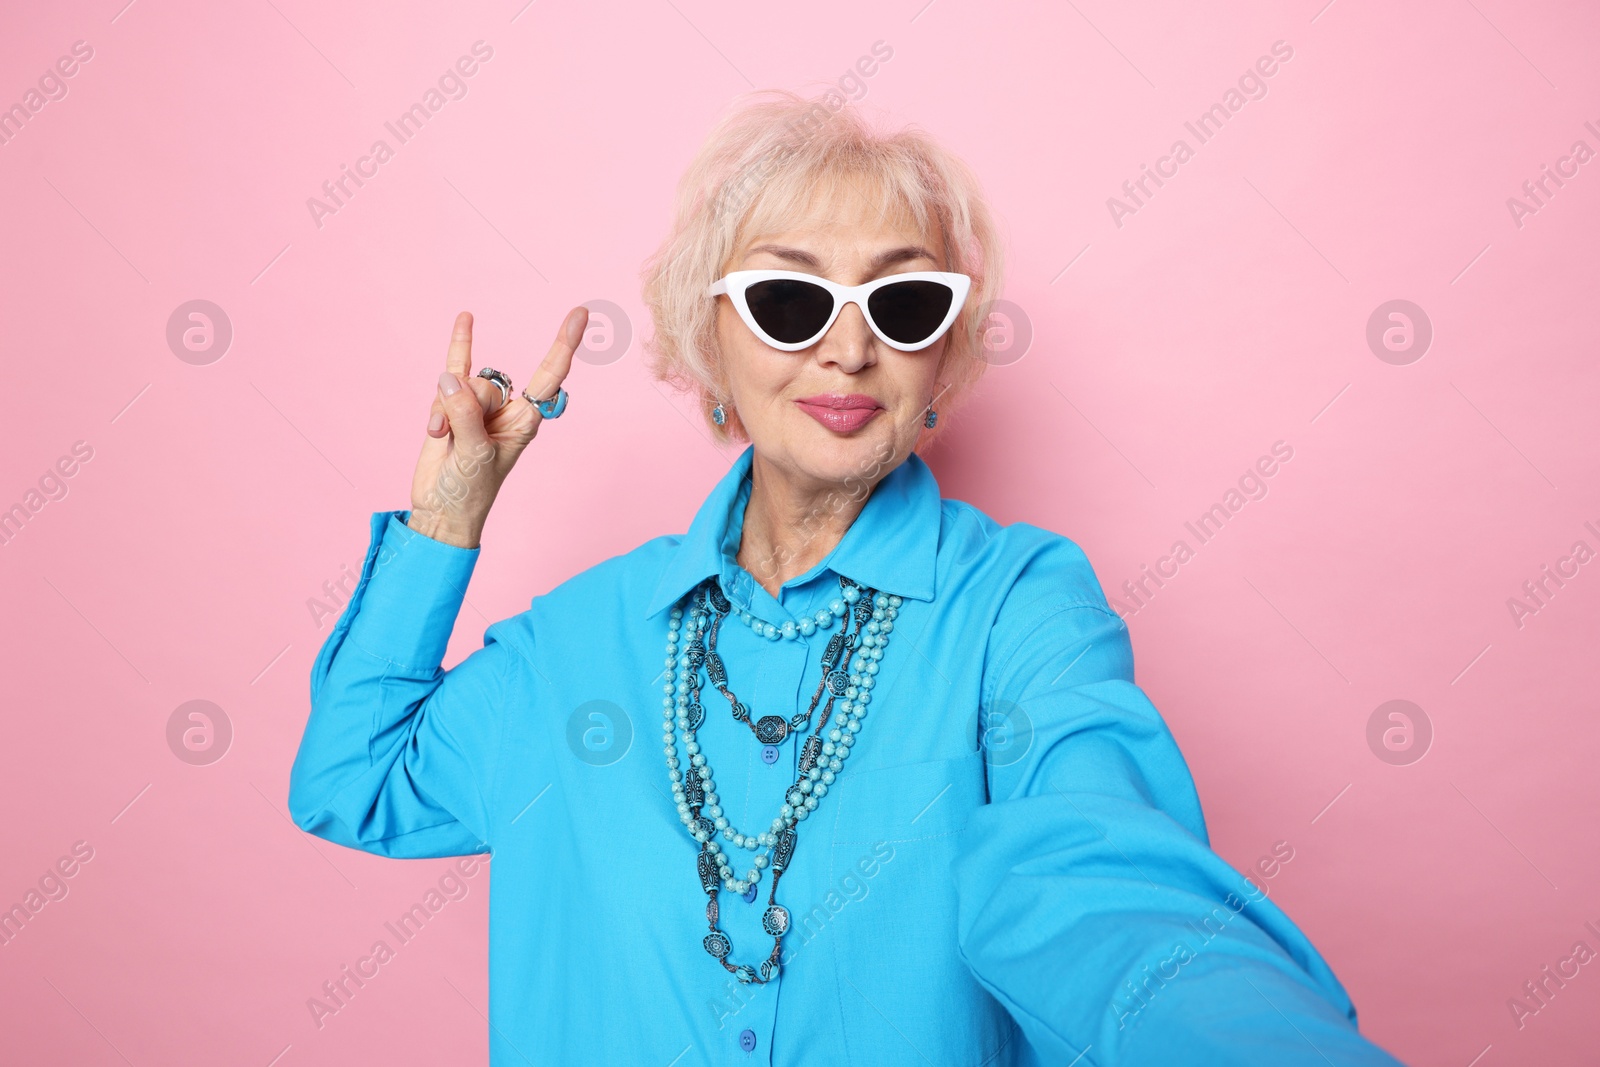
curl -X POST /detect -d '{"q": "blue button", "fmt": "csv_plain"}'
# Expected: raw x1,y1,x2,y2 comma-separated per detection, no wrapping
741,882,758,903
760,744,779,765
738,1029,757,1053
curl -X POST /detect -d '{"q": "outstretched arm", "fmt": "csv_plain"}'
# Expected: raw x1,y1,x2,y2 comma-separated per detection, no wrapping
953,551,1406,1065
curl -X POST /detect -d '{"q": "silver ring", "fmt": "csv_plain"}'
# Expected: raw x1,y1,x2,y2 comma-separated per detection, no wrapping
521,384,569,420
476,367,513,408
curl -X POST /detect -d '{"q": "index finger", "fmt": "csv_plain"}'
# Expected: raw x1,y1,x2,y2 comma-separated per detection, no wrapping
522,306,587,412
446,311,474,378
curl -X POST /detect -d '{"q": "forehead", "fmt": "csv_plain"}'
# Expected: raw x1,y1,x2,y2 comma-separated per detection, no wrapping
735,166,943,263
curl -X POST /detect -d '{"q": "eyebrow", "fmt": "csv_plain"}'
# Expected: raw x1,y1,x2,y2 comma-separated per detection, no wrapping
744,244,938,273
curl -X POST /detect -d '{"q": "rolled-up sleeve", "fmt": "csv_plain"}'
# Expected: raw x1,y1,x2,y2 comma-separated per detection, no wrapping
287,510,514,859
952,552,1406,1064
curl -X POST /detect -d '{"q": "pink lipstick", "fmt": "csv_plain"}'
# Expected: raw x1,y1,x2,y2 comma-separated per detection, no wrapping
795,394,882,434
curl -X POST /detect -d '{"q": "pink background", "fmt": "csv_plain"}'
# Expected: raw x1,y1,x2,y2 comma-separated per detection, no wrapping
2,1,1597,1064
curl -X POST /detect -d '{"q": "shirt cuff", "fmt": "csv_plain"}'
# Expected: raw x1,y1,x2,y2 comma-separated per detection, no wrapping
345,510,481,670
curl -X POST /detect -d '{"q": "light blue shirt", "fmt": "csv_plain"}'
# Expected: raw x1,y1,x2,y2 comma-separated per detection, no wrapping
289,443,1405,1066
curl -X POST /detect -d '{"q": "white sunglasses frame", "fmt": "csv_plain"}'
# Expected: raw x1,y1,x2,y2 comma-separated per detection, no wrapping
708,269,973,353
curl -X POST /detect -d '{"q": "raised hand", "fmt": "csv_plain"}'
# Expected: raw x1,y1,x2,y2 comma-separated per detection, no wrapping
406,307,588,549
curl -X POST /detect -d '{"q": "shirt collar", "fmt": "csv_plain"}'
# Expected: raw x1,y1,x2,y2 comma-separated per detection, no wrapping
643,443,941,621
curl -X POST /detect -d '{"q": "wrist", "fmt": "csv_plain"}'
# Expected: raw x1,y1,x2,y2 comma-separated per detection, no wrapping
405,508,483,550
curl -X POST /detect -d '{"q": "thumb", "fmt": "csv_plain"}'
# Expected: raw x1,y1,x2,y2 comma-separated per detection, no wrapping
436,371,490,453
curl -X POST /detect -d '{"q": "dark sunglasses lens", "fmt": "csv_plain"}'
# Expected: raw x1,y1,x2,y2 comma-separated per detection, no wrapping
744,279,835,345
867,281,955,345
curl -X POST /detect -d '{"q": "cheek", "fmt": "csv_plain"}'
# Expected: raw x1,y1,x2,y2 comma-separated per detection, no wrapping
717,316,790,404
716,313,758,387
891,351,943,403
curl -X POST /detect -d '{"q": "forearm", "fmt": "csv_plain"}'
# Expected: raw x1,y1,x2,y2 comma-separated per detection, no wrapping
288,510,495,857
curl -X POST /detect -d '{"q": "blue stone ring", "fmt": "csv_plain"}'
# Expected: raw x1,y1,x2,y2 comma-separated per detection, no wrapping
522,384,569,420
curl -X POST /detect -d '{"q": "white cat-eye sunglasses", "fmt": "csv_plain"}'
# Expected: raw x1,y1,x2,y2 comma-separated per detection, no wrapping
708,269,972,353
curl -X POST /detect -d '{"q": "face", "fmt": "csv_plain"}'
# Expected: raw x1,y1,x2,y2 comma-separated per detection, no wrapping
714,180,949,495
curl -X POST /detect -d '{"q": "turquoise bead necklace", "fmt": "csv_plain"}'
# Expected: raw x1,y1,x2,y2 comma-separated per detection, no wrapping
661,574,902,983
703,579,858,746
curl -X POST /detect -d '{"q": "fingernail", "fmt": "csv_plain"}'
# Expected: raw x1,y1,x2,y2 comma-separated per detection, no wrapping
438,371,461,397
564,307,586,349
428,410,445,433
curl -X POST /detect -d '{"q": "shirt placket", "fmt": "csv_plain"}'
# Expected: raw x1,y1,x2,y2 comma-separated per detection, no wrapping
713,563,825,1066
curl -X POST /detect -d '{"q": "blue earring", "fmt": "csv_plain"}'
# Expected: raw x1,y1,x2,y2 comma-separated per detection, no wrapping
712,403,726,426
924,408,938,429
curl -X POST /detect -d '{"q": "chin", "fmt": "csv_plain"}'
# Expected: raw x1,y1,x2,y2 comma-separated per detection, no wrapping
791,419,901,481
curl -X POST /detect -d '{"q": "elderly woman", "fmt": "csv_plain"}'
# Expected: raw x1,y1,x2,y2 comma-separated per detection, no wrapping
288,92,1404,1066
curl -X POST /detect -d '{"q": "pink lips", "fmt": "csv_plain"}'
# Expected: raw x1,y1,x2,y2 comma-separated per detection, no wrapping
795,394,883,433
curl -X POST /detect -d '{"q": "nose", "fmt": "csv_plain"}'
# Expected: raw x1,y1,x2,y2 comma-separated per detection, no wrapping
816,299,876,373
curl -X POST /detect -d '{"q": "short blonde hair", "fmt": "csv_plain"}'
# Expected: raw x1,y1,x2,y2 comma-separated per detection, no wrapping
640,89,1005,449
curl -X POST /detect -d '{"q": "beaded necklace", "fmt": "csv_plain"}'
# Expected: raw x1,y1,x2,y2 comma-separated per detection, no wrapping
661,574,903,984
